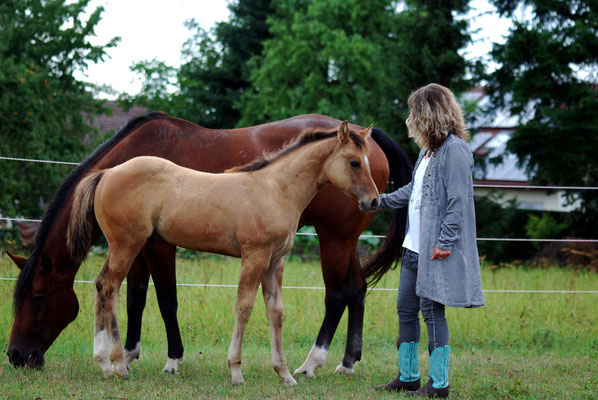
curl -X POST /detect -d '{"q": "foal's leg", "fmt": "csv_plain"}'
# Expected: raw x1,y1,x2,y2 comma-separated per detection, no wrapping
95,243,143,379
227,250,270,385
94,258,115,377
261,257,296,386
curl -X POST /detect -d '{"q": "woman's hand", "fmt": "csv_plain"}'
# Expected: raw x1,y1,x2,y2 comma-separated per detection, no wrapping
431,246,451,261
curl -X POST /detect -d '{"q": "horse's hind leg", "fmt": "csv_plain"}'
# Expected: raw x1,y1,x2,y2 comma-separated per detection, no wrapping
95,242,144,379
124,253,151,368
143,239,184,373
261,257,296,386
227,250,269,385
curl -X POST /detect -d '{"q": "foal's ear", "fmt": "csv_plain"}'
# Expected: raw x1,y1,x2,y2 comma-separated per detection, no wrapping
6,251,27,270
361,124,373,139
338,120,350,144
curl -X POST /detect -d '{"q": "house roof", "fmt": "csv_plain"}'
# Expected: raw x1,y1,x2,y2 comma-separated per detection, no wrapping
463,88,531,184
91,101,149,137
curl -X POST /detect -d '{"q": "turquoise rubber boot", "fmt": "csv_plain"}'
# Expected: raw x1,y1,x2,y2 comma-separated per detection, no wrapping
410,345,450,398
374,341,421,392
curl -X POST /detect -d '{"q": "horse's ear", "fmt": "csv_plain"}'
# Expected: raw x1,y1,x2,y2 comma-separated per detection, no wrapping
6,251,27,270
338,120,350,144
361,124,373,139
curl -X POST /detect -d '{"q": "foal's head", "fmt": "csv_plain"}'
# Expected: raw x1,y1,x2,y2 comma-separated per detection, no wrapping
325,121,379,212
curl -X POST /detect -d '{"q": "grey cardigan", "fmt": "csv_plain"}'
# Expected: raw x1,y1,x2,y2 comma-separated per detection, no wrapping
379,134,485,308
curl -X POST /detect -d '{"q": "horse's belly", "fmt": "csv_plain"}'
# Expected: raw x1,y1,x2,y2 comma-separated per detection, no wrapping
158,223,241,258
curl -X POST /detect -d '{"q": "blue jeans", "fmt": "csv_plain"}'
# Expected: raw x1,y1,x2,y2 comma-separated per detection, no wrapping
398,249,449,351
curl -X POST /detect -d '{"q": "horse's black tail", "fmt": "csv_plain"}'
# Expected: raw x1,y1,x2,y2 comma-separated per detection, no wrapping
362,127,413,286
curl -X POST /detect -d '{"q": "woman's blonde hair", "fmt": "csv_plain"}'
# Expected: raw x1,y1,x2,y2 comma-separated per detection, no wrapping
405,83,469,151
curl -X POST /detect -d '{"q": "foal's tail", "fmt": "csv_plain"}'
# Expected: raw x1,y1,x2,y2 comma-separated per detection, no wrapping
362,128,413,286
66,170,105,263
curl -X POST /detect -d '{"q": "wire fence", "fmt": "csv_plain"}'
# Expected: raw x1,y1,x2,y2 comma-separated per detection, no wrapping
2,154,598,245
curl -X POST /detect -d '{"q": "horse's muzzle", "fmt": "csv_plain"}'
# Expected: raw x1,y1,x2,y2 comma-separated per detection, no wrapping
359,197,379,212
7,347,45,368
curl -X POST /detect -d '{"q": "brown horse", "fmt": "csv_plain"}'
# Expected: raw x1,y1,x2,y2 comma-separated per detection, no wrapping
66,123,379,385
8,112,411,376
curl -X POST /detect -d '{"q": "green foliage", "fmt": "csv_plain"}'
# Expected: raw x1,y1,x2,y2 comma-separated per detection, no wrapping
485,0,598,237
237,0,476,158
525,213,569,248
0,0,117,217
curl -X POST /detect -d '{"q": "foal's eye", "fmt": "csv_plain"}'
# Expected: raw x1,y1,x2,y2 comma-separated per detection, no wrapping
350,160,361,168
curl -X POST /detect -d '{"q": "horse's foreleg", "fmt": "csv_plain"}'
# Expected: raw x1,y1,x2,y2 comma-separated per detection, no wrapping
261,258,296,386
227,250,269,385
294,233,363,378
144,240,184,374
124,254,151,368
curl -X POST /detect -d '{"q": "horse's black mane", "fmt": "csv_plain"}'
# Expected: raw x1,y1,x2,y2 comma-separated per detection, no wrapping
13,111,170,312
228,126,365,173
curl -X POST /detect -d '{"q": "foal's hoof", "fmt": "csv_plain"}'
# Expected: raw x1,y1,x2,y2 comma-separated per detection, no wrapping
334,363,354,375
231,377,245,386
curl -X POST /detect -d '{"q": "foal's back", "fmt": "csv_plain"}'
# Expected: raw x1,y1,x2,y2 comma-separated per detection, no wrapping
95,156,251,257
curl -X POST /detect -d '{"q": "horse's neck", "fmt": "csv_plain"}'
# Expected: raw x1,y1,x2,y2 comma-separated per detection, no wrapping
255,138,335,211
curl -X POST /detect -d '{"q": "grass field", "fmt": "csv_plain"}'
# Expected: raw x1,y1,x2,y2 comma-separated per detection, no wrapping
0,252,597,399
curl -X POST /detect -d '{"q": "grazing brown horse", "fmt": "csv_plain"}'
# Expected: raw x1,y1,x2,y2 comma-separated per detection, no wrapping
8,112,411,376
66,123,379,384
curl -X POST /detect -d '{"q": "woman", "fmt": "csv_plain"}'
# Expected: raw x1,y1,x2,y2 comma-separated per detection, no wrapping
375,83,485,398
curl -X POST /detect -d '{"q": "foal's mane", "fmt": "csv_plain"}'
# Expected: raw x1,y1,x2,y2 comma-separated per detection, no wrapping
14,111,170,312
227,126,366,173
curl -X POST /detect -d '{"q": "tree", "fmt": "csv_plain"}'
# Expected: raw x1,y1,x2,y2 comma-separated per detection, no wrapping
237,0,476,157
0,0,117,218
485,0,598,236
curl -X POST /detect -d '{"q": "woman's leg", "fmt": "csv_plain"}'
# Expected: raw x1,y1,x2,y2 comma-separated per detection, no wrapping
375,249,421,391
420,298,449,351
397,250,421,344
416,297,450,398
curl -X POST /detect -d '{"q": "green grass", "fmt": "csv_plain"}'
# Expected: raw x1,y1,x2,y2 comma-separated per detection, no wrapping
0,253,597,399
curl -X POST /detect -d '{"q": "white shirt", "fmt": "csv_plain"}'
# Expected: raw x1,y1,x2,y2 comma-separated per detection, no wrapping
402,154,431,253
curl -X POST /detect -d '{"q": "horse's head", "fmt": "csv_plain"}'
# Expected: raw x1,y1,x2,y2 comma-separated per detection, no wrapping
326,121,379,212
6,251,79,368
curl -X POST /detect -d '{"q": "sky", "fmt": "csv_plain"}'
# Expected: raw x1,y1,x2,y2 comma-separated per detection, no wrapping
76,0,513,98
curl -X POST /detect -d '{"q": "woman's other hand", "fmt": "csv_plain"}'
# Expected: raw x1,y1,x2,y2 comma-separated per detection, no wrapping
431,246,451,261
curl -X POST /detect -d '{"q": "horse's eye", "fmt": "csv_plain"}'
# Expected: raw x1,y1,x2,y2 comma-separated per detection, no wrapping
32,294,46,302
350,160,361,168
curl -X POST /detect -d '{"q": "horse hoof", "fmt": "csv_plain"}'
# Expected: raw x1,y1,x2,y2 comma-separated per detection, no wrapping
293,367,315,378
231,378,245,386
334,364,354,375
283,376,298,386
162,357,183,374
117,373,130,381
